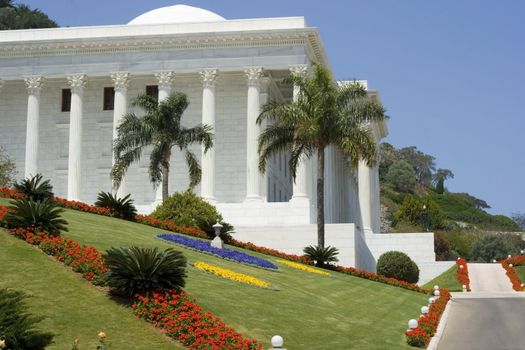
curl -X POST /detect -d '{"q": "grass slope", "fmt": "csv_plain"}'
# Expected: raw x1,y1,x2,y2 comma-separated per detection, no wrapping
1,198,428,349
422,265,462,292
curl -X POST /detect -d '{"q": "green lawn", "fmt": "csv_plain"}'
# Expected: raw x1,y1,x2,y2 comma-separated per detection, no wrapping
514,266,525,283
0,198,428,349
423,265,462,292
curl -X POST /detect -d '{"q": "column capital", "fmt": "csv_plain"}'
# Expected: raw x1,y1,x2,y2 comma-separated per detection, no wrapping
24,76,44,94
244,67,263,87
66,74,87,92
155,71,174,89
289,64,309,77
199,68,218,88
110,72,130,91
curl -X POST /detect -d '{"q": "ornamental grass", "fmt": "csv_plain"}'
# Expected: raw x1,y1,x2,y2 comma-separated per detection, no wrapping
277,259,330,276
194,261,273,289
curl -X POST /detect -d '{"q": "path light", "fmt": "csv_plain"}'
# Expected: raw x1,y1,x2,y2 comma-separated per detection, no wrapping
509,264,513,268
462,285,467,292
492,259,497,263
457,257,461,261
434,290,440,297
408,319,418,330
270,335,285,349
521,283,524,288
521,250,524,255
508,255,512,259
421,306,429,315
433,285,439,291
210,222,224,249
459,265,464,269
428,297,435,304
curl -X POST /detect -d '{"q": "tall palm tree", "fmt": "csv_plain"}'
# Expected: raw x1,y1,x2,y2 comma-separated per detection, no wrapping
111,92,213,201
257,63,386,248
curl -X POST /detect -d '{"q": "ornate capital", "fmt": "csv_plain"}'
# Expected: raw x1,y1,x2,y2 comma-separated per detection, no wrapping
66,74,87,92
244,67,263,87
110,72,130,91
24,76,44,94
289,65,308,77
199,69,218,88
155,71,174,89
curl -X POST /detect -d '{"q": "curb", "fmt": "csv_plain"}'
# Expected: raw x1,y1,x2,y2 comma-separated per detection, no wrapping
427,297,453,350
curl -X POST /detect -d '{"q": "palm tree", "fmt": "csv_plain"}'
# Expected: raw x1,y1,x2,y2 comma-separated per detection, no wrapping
432,168,454,194
257,63,386,248
111,92,213,201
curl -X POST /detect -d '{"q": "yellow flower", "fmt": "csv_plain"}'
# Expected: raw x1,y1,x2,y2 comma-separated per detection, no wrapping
194,261,272,289
98,331,106,339
277,259,330,276
0,340,6,349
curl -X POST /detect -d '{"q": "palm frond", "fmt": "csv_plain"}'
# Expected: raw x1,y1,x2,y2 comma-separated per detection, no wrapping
184,150,201,189
178,124,214,152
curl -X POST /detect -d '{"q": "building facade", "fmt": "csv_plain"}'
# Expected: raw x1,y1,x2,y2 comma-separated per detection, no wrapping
0,5,447,283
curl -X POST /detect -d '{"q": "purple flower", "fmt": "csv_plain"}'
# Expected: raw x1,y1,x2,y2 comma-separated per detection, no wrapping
157,234,278,270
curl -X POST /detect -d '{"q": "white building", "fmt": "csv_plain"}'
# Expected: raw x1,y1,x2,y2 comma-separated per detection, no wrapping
0,4,449,283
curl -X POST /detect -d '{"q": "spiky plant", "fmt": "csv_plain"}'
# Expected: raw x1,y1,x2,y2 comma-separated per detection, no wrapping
14,174,54,202
95,192,137,221
0,288,54,350
303,245,340,267
105,247,187,297
6,199,67,235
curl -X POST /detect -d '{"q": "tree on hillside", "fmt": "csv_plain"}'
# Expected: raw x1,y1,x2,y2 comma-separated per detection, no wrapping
512,213,525,230
0,1,58,30
378,142,398,180
111,93,214,201
0,146,16,186
456,192,491,209
398,146,436,186
385,160,417,193
257,63,386,248
432,168,454,194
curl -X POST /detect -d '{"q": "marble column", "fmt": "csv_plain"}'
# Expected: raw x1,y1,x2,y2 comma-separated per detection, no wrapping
244,67,263,201
199,69,217,202
358,160,373,234
289,65,310,202
66,74,87,201
153,71,174,204
110,72,130,198
23,76,44,179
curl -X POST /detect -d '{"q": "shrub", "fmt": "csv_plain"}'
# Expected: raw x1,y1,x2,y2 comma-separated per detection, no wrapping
6,199,68,235
434,236,451,261
303,245,339,267
385,160,417,192
105,247,187,297
395,195,444,230
151,191,233,241
0,146,16,187
376,251,419,283
94,191,137,221
0,288,54,350
14,174,53,202
469,233,524,262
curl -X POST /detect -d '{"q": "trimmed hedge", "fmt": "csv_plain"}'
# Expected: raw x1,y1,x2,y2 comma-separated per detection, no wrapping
376,251,419,283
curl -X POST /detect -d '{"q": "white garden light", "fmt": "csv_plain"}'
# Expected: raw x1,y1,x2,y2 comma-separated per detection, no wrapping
508,255,512,258
428,297,435,304
434,290,440,297
433,285,439,290
509,264,513,267
271,335,284,348
421,306,429,315
408,319,418,329
459,265,464,269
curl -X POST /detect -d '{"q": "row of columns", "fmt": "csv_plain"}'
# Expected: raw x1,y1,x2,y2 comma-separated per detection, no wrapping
15,66,312,204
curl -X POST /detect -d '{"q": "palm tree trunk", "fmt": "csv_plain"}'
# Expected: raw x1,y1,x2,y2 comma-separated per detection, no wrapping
161,164,169,201
317,148,325,248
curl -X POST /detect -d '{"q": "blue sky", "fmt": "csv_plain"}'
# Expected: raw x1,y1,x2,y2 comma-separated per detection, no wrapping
23,0,525,216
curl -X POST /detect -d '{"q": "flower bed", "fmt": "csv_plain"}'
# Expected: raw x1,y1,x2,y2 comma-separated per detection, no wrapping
132,290,261,349
194,261,274,290
277,259,330,276
158,233,279,271
136,215,209,239
501,256,525,291
0,205,7,221
456,258,471,291
405,289,451,348
0,187,24,199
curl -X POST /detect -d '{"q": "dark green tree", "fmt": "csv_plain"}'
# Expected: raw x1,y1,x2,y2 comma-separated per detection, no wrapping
257,63,386,247
0,2,58,30
432,168,454,194
111,93,214,201
385,160,417,192
398,146,436,186
378,142,398,180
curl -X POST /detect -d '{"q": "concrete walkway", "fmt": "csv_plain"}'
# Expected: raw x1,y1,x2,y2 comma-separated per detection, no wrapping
436,263,524,350
468,263,515,292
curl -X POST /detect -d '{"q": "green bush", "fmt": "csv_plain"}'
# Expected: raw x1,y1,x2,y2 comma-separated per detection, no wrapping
14,174,54,202
470,233,525,262
303,245,339,267
105,247,187,297
436,230,482,260
395,195,444,230
151,191,233,240
376,251,419,283
0,288,54,350
95,191,137,221
6,199,68,234
385,160,417,193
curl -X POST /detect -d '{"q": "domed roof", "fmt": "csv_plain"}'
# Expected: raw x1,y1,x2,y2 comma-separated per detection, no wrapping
128,4,226,25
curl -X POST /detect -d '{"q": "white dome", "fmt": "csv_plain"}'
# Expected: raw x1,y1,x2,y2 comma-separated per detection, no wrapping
128,4,226,25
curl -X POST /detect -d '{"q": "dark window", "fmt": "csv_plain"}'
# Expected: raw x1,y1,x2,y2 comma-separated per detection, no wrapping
61,89,71,112
103,87,115,110
146,85,159,101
